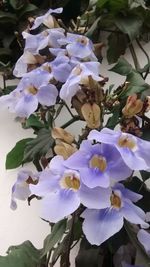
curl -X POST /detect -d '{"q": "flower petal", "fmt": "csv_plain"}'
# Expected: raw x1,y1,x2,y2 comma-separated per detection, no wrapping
40,190,80,222
79,184,111,209
82,208,123,245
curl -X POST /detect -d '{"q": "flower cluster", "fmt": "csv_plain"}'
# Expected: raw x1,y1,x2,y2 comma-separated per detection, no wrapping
2,7,150,267
0,7,103,118
11,127,150,248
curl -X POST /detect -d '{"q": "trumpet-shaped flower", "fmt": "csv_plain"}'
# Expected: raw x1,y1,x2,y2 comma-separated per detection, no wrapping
64,140,132,188
88,128,150,170
30,8,62,30
30,156,111,222
11,170,38,210
13,51,45,77
42,54,73,83
58,33,97,60
81,183,148,246
137,229,150,254
0,69,58,117
60,62,103,102
22,28,65,54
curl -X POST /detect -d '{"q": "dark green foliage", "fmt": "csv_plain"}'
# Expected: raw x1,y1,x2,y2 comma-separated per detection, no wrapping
0,241,42,267
6,138,33,169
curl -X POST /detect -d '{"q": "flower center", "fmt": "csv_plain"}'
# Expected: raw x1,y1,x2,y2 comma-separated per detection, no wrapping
118,135,136,150
60,174,80,191
77,36,88,46
27,85,38,95
73,66,82,76
89,155,107,172
26,176,38,185
110,193,121,208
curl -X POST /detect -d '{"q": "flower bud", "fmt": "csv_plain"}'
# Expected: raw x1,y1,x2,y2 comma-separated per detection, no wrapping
81,103,101,129
122,94,143,118
52,127,75,144
54,142,77,159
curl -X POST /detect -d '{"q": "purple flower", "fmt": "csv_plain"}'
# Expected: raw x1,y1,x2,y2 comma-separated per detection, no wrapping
64,140,132,188
60,62,103,102
10,169,38,210
22,28,65,54
81,183,148,245
88,128,150,170
58,33,97,60
30,156,111,222
13,51,44,77
30,8,63,30
137,229,150,254
0,69,58,118
42,55,73,83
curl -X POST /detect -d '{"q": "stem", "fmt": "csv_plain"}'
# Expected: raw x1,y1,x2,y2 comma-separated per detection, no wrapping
60,213,76,267
64,102,75,118
129,42,140,70
136,38,150,79
61,116,80,129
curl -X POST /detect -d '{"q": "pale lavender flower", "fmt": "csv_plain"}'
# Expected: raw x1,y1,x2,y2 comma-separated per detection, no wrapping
60,62,103,102
30,155,111,223
58,33,97,60
13,51,41,77
31,8,63,30
137,229,150,254
42,55,73,83
22,28,65,54
10,169,38,210
0,69,58,117
81,183,148,245
88,128,150,170
64,140,132,188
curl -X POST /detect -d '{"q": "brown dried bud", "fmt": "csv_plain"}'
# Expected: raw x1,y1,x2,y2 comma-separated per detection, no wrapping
81,103,101,129
145,96,150,112
52,127,75,144
122,94,143,118
94,43,105,61
54,142,77,159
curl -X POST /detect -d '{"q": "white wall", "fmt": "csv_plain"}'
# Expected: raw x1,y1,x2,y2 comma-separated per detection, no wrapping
0,41,150,265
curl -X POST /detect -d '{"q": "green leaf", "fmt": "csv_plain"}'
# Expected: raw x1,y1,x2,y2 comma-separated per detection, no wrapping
19,3,38,17
115,14,143,40
125,176,150,212
0,241,42,267
23,128,54,163
76,238,104,267
140,170,150,182
9,0,26,10
25,114,44,129
124,84,149,97
109,57,132,75
97,0,108,8
124,222,150,267
127,71,145,85
41,219,67,257
86,17,101,38
109,0,128,12
6,138,33,169
0,11,17,23
107,33,127,64
106,105,121,129
51,234,70,266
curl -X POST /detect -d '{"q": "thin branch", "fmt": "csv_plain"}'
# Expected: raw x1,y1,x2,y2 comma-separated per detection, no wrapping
136,38,150,79
129,42,140,70
61,116,80,129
